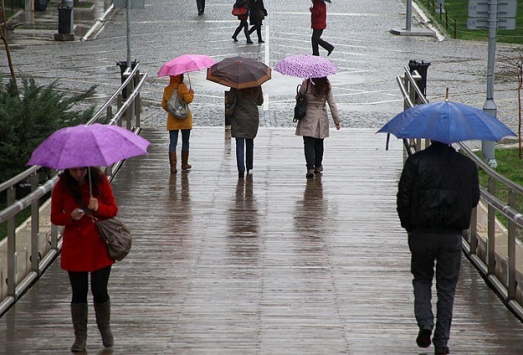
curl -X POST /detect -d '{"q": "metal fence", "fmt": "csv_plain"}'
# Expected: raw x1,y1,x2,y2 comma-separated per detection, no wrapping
0,63,148,316
397,66,523,321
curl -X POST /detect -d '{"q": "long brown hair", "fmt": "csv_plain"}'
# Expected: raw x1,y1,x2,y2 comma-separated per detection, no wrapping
61,167,103,199
311,77,330,98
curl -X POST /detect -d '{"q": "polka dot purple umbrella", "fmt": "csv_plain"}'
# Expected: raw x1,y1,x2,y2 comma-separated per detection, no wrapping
273,54,337,78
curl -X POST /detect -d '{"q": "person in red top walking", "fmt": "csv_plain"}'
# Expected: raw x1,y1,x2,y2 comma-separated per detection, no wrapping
310,0,334,56
51,167,118,352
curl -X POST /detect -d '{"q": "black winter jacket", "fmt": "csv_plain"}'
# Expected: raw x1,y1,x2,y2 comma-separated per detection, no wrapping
397,142,480,234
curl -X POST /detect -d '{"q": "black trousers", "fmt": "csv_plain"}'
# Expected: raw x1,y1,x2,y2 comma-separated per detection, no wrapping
303,136,324,170
196,0,205,12
312,29,334,56
68,265,112,304
233,19,250,41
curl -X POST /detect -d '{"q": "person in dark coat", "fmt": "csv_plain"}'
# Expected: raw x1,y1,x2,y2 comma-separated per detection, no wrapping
196,0,205,15
310,0,334,56
397,141,480,355
232,0,253,44
248,0,267,43
229,86,264,178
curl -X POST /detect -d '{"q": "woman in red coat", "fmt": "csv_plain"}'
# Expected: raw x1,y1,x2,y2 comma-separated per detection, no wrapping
51,167,118,352
310,0,334,56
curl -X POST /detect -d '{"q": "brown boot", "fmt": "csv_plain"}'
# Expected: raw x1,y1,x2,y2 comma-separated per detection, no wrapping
70,302,88,352
94,300,114,348
169,152,177,173
181,151,192,171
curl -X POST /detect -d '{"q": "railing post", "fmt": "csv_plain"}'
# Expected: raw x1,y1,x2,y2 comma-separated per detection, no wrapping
7,187,16,299
30,173,40,274
507,190,516,299
487,177,496,275
107,105,113,125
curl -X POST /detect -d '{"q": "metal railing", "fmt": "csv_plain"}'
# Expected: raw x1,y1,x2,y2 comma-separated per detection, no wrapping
397,66,523,320
0,63,148,316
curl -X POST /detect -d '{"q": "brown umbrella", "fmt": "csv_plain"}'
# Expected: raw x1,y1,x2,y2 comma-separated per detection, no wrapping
206,56,271,89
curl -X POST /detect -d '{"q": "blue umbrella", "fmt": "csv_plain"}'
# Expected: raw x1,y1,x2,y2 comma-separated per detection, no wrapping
377,100,516,144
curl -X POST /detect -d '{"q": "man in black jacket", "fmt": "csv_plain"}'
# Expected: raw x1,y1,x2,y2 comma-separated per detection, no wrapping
397,141,480,355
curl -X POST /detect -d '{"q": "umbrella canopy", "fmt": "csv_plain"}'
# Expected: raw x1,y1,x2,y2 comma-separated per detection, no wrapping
206,56,271,89
158,54,216,77
27,123,150,170
273,54,337,78
377,101,516,144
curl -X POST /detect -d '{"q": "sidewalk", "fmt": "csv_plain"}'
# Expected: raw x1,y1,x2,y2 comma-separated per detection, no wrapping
5,0,112,44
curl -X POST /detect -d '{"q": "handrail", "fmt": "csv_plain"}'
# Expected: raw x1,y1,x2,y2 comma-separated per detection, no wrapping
396,65,523,320
0,63,148,316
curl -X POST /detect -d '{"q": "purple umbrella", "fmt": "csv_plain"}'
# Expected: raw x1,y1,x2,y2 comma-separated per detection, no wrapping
273,54,337,78
27,123,150,195
27,123,150,170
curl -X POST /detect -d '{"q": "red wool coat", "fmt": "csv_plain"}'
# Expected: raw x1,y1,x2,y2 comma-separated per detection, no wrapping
51,174,118,272
310,0,327,30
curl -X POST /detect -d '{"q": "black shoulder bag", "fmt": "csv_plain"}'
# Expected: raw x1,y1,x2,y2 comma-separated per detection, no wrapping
294,80,309,123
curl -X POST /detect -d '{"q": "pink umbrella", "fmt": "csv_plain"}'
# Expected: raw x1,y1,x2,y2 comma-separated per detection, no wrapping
158,54,216,77
274,54,337,78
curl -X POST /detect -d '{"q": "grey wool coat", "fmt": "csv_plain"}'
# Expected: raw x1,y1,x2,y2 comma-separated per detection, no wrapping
295,79,340,139
230,87,264,139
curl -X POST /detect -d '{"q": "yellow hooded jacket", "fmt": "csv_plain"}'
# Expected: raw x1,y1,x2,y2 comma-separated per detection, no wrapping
162,75,195,130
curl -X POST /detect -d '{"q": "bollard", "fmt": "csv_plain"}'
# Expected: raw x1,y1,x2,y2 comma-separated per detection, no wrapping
116,60,139,99
54,0,74,41
34,0,49,11
408,60,431,97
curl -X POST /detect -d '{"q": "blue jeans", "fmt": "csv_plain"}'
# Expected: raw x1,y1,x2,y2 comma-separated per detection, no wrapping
169,129,191,153
303,136,324,170
235,138,254,174
408,232,462,350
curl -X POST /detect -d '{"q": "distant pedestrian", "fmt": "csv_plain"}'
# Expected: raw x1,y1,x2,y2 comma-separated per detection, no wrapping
51,167,118,352
229,86,264,178
196,0,205,15
232,0,253,44
248,0,267,43
310,0,334,56
397,141,480,355
295,76,340,178
162,74,194,173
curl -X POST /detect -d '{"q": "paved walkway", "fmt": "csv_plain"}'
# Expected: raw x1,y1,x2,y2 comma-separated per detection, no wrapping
1,128,523,354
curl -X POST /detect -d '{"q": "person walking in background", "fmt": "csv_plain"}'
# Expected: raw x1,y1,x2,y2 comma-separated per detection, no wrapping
310,0,334,56
232,0,253,44
229,86,264,178
162,74,194,173
295,76,340,179
196,0,205,15
51,167,119,352
248,0,267,43
397,141,480,355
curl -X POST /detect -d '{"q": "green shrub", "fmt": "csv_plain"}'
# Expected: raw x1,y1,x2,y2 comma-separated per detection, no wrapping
0,76,96,183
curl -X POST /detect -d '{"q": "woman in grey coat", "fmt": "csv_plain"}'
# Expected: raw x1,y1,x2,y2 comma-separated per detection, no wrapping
295,76,340,178
230,86,264,178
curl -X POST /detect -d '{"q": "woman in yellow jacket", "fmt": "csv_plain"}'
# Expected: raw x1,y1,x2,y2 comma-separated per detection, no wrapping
162,74,195,173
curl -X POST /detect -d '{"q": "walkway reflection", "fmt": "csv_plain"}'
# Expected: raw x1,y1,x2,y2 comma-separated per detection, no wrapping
293,177,328,237
168,173,192,232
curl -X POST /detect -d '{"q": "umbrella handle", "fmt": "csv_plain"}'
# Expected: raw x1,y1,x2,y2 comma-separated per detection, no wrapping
187,74,192,89
88,167,93,197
